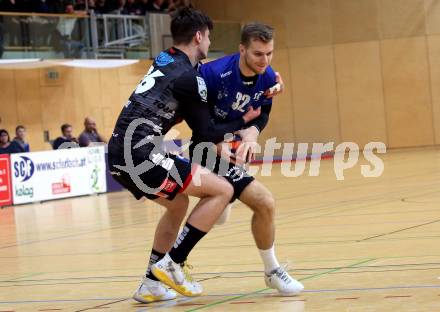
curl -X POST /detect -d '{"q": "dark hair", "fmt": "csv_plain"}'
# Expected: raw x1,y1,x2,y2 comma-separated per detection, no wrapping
61,123,72,133
0,129,10,142
170,7,213,45
241,22,274,47
15,125,25,132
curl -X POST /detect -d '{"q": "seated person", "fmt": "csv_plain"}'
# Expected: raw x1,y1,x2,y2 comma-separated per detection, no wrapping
78,117,106,147
53,123,78,149
13,125,30,152
0,129,25,154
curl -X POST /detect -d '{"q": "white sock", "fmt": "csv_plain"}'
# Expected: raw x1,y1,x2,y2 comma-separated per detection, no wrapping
258,246,280,275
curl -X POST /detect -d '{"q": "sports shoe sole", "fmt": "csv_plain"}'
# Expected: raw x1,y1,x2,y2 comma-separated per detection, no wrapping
151,266,202,297
133,293,172,303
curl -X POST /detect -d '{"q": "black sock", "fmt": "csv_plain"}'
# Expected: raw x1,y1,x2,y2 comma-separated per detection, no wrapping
145,249,165,281
169,223,206,264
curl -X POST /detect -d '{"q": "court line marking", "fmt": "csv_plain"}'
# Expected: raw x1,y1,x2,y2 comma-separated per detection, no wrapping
135,297,194,312
183,258,375,312
0,298,129,305
2,174,437,257
7,272,45,281
358,218,440,241
2,284,440,306
0,218,154,250
74,298,129,312
2,252,440,281
3,261,440,286
205,188,440,244
22,174,424,253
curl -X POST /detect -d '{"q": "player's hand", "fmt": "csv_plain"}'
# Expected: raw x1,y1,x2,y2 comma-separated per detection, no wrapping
235,127,260,164
234,141,257,165
216,140,237,164
264,71,284,99
242,106,261,123
236,126,259,143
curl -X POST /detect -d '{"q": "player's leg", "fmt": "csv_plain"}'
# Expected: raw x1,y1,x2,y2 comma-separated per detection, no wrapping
152,195,190,254
189,142,235,226
239,180,304,295
133,194,189,303
215,203,232,225
239,180,275,249
152,166,234,297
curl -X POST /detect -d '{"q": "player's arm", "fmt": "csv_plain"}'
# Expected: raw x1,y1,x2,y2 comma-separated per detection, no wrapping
234,70,280,163
174,72,260,144
247,103,272,133
239,69,280,140
184,101,260,144
264,71,284,99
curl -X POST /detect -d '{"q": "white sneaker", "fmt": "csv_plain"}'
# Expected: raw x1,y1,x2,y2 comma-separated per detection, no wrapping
265,266,304,296
132,276,177,303
151,253,203,297
216,203,233,225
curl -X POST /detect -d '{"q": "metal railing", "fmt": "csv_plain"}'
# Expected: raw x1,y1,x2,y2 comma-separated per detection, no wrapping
0,11,240,60
90,12,150,59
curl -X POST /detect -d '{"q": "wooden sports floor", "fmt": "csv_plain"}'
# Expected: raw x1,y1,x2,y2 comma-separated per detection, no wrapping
1,147,440,311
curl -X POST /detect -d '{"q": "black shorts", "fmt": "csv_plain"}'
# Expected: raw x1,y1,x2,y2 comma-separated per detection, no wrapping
108,149,193,201
190,143,254,201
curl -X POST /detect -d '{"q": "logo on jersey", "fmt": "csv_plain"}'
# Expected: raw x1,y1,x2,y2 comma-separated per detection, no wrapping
159,178,177,193
196,76,208,102
151,153,175,170
214,106,228,119
254,91,264,101
227,166,245,182
220,70,232,78
155,51,175,67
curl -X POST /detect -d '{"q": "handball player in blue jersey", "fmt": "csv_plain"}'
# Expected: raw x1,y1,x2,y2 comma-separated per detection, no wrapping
189,22,304,295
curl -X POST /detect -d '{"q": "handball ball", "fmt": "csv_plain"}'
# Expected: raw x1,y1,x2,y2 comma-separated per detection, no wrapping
229,134,242,154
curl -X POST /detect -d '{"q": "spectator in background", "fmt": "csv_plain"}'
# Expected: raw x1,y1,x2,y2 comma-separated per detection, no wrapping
78,117,106,147
53,123,78,149
34,0,58,13
86,0,96,11
107,0,125,14
0,129,24,154
121,0,139,15
167,0,192,14
13,125,30,152
0,0,17,11
0,0,16,55
135,0,148,15
146,0,166,12
94,0,111,14
52,2,84,58
74,0,87,11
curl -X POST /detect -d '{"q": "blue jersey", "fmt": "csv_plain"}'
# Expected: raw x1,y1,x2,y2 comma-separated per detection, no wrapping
199,53,276,121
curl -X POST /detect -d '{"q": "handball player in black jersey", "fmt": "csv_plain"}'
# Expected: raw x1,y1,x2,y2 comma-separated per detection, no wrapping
108,8,260,301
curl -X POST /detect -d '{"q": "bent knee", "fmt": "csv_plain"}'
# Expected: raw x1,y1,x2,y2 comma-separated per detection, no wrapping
168,194,189,213
254,194,275,216
220,181,234,200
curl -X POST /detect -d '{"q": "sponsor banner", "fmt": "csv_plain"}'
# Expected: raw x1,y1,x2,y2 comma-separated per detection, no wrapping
0,154,13,206
11,146,107,204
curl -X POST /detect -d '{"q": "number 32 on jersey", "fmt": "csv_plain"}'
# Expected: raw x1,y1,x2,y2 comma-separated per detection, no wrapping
231,92,251,112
